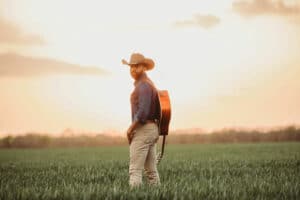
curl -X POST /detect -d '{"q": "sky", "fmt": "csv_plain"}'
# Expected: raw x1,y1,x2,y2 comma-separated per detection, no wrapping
0,0,300,135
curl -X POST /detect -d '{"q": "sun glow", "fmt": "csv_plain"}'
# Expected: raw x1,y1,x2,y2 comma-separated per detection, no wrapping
36,74,132,131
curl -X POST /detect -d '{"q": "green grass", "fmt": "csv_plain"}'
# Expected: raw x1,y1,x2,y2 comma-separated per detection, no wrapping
0,143,300,200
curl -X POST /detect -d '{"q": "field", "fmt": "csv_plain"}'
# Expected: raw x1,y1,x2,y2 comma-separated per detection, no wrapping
0,142,299,200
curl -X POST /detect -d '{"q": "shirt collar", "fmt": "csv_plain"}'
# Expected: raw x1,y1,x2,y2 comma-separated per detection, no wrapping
134,72,148,87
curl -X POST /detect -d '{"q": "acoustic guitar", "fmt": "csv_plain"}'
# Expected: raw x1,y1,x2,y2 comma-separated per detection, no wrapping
158,90,171,135
156,90,171,164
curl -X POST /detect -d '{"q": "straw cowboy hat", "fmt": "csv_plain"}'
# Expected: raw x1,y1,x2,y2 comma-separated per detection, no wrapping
122,53,155,70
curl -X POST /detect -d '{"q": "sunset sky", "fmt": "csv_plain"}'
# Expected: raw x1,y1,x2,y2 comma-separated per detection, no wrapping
0,0,300,135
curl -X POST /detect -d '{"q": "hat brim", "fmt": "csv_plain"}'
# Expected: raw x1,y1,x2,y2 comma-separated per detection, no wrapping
122,58,154,70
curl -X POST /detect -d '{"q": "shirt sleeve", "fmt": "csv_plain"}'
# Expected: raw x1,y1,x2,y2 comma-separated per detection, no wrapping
133,82,152,124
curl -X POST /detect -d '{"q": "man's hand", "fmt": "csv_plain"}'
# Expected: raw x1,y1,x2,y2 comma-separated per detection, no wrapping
126,121,140,145
126,128,135,145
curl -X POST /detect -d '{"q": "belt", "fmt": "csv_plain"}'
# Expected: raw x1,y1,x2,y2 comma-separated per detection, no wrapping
146,119,157,124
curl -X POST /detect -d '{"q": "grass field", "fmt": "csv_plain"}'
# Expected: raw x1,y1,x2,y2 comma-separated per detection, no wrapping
0,142,299,199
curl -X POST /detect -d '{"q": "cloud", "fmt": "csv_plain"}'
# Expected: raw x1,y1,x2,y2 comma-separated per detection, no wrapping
174,14,221,29
0,53,108,77
233,0,300,17
0,18,45,46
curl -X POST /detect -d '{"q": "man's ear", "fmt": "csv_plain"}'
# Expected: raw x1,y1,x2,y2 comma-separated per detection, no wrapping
141,65,147,71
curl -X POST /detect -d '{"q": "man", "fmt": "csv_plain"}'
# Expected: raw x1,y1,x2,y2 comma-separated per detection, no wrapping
122,53,161,188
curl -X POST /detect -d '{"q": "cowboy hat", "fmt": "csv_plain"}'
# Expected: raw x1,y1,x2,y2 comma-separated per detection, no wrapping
122,53,155,70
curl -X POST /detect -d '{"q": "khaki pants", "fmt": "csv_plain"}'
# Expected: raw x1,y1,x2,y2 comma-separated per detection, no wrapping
129,123,160,187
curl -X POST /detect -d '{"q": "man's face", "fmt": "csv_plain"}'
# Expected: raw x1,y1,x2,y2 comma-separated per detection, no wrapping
130,64,146,80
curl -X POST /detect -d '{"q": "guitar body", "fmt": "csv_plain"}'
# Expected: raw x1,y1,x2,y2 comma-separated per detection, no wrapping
157,90,171,135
